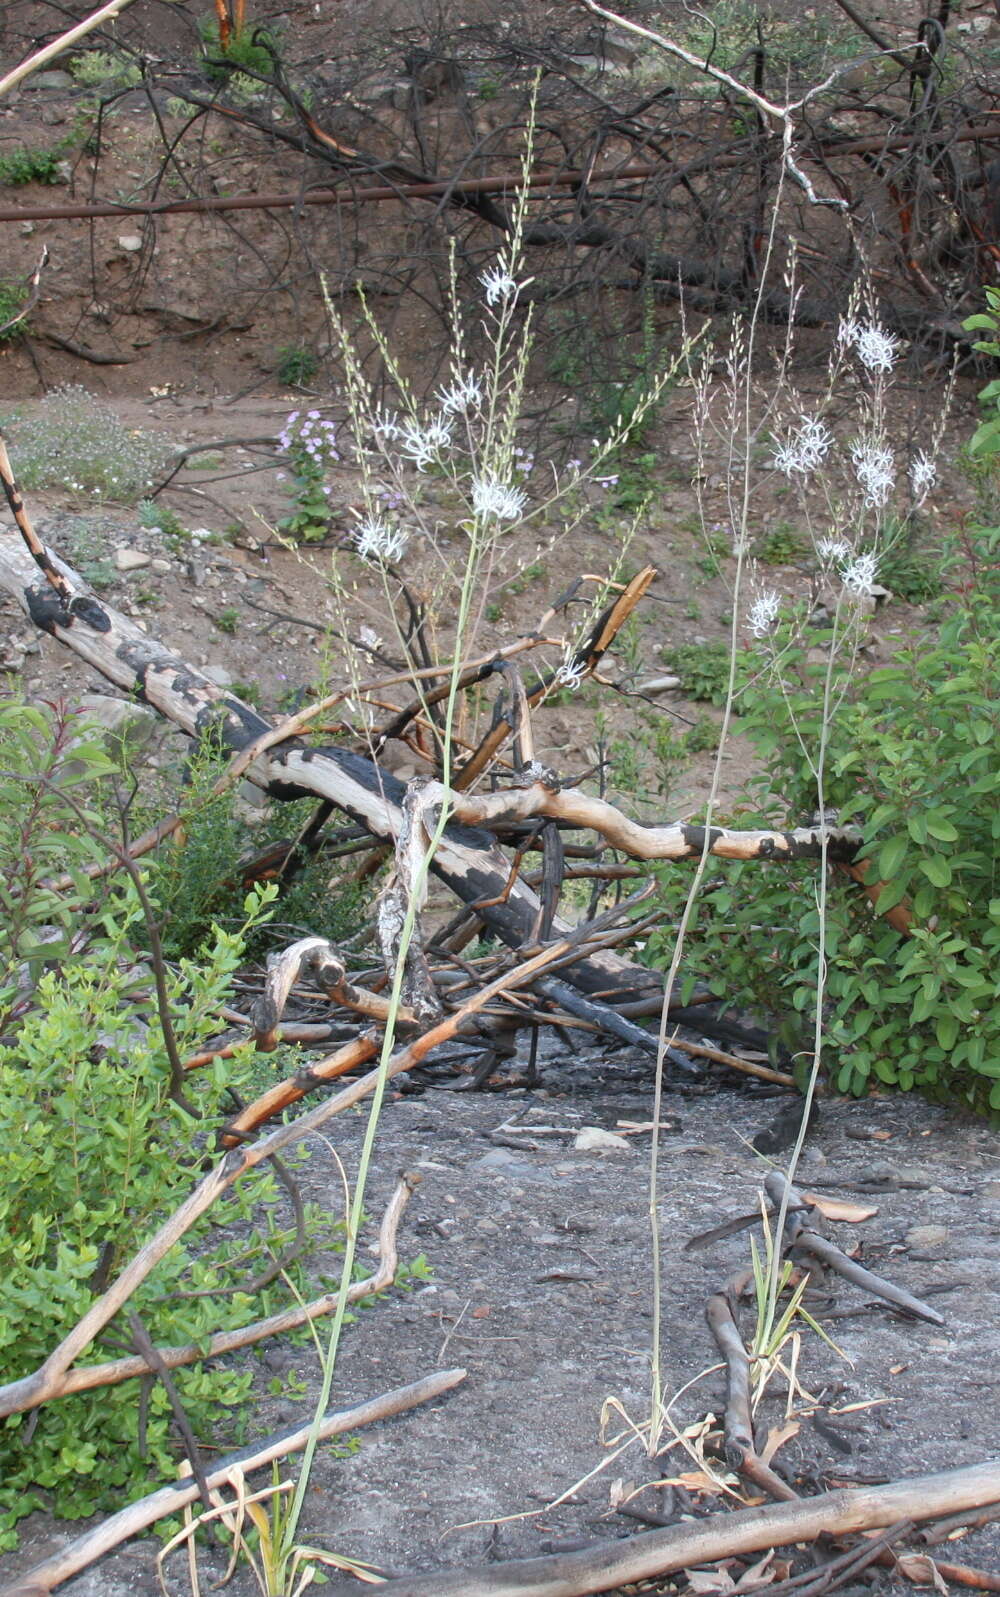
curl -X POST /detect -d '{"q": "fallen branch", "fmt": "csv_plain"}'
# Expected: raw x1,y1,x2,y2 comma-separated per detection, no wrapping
764,1173,945,1326
320,1461,1000,1597
2,1368,467,1597
705,1293,799,1504
24,1174,416,1402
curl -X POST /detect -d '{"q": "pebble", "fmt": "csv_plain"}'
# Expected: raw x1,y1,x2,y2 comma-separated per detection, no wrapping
151,558,171,574
638,675,681,694
117,234,144,253
25,70,74,89
905,1224,949,1252
114,547,151,572
573,1126,631,1153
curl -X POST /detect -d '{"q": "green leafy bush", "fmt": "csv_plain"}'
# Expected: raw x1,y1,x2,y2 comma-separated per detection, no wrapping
0,708,357,1545
0,147,62,186
645,544,1000,1109
659,642,737,706
275,345,319,387
150,738,366,961
0,280,29,341
0,702,114,1024
69,49,142,90
965,286,1000,463
3,386,172,501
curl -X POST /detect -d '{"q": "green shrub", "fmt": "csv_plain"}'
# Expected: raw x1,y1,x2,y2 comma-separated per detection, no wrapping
275,345,319,387
0,708,355,1547
0,147,62,186
965,286,1000,463
3,386,172,502
150,738,366,961
659,642,736,706
199,18,280,82
69,49,142,90
0,280,29,342
645,542,1000,1109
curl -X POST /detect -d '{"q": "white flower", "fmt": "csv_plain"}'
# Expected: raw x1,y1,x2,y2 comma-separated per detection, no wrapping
909,450,936,498
837,317,861,349
437,371,483,415
771,415,833,476
816,536,851,564
554,654,586,692
470,472,527,522
841,321,899,373
850,437,895,507
355,514,408,563
398,414,453,471
371,408,401,443
480,263,520,307
748,589,781,638
840,549,880,596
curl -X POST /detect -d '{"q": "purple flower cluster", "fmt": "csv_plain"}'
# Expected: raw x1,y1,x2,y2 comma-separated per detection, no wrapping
278,409,340,467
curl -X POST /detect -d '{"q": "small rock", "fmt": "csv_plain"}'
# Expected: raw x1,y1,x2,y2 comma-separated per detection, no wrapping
25,70,74,89
203,663,233,688
905,1224,949,1252
150,557,171,574
574,1126,631,1153
638,675,681,694
114,546,151,572
117,234,144,253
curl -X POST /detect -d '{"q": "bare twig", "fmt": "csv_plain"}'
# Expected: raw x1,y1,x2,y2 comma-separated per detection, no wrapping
4,1369,467,1597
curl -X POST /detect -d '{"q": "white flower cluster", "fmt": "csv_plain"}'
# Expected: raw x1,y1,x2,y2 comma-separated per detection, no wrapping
399,414,454,471
354,513,408,564
771,415,833,477
816,537,851,565
840,549,880,596
837,319,900,374
909,450,937,499
748,589,781,638
480,262,521,307
850,437,895,508
471,472,527,522
437,371,483,416
553,653,586,692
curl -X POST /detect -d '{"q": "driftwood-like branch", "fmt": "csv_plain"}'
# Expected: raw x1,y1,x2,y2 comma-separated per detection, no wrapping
764,1173,946,1326
377,782,444,1026
25,1174,416,1402
5,1369,467,1597
252,936,414,1050
447,783,861,864
319,1462,1000,1597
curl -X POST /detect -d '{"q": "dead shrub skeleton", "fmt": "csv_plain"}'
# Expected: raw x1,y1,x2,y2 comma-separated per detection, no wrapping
1,440,997,1592
1,0,998,389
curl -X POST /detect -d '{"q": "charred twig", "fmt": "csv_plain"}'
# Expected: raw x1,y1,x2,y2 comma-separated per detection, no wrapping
706,1292,799,1503
764,1172,946,1326
126,1313,212,1512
